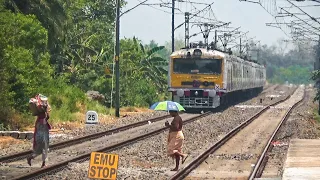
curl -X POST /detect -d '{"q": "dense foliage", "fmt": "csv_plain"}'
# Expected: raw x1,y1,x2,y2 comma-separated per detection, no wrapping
0,0,317,129
0,0,170,130
258,42,315,84
311,41,320,103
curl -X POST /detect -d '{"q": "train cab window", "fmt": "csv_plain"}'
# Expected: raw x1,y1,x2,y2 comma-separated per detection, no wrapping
173,58,222,74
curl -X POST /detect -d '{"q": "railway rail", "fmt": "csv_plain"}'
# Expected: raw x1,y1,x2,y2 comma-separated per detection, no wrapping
10,112,211,180
0,114,174,163
169,85,302,180
248,87,306,180
1,84,294,179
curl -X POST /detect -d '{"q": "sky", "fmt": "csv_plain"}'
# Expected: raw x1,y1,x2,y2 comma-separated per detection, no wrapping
120,0,320,48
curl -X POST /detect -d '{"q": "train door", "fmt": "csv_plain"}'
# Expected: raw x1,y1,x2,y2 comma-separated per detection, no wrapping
230,62,233,91
227,60,232,91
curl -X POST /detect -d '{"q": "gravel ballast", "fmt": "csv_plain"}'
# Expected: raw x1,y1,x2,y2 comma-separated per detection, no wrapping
0,111,167,157
261,87,320,178
40,85,296,180
0,85,290,157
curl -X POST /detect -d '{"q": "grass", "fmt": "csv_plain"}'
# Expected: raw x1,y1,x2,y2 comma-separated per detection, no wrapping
2,76,163,131
313,108,320,123
0,136,28,149
9,104,151,131
0,123,9,131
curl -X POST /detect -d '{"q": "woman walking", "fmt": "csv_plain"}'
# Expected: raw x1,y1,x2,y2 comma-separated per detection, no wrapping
27,101,51,168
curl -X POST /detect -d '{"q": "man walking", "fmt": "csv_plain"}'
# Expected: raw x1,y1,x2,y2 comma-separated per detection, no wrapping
165,110,188,171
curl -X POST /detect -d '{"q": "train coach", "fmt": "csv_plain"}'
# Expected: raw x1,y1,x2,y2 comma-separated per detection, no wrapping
168,47,266,112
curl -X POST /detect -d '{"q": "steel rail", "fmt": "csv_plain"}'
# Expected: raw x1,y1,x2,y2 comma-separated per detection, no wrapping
11,112,212,180
248,88,306,179
169,87,298,180
1,85,276,163
0,114,174,163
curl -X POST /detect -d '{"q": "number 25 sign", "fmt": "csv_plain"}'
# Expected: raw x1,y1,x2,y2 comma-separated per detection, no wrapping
86,111,99,124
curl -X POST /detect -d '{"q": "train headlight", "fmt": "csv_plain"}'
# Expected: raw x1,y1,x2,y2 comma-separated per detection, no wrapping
193,49,202,57
187,52,191,58
177,89,184,97
208,90,216,97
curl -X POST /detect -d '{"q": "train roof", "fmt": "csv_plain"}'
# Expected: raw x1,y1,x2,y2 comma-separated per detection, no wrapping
170,48,265,69
170,48,225,59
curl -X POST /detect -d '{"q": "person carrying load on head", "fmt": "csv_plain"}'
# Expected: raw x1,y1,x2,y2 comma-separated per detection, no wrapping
165,110,189,171
27,94,51,168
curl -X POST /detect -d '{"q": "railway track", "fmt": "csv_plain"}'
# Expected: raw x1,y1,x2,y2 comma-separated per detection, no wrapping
0,114,174,163
7,112,211,180
169,85,303,180
0,84,292,179
249,87,306,180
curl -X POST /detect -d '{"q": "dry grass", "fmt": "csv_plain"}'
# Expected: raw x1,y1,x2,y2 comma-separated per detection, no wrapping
22,107,153,132
120,107,153,113
0,136,27,149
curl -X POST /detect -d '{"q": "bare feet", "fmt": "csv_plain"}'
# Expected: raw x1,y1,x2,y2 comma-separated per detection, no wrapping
27,157,32,166
182,154,189,164
41,162,46,168
171,167,178,171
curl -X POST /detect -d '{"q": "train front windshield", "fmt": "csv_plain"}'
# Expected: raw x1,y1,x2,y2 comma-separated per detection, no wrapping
173,58,222,75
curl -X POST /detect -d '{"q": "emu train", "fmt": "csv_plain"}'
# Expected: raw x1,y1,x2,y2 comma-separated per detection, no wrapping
168,47,266,111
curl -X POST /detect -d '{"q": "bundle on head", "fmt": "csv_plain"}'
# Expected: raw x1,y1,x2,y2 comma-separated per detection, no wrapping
29,94,49,116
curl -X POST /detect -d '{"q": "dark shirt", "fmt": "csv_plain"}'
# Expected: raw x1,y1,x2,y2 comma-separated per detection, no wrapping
37,112,46,119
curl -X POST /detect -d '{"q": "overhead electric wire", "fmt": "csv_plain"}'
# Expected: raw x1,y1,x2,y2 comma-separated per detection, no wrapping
158,3,185,13
120,0,149,17
286,0,320,26
178,0,213,5
290,21,320,36
174,1,215,30
137,0,178,14
132,0,261,52
281,4,320,8
280,7,320,32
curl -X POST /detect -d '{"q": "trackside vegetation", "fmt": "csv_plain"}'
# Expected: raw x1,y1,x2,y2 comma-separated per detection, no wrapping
0,0,316,130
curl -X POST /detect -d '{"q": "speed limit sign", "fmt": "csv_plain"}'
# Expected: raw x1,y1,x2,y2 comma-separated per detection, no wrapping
86,111,99,124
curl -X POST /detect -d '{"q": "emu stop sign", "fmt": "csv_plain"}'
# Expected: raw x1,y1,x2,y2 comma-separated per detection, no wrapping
88,152,119,179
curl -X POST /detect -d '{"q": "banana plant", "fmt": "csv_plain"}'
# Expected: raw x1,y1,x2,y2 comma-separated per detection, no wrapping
132,37,169,92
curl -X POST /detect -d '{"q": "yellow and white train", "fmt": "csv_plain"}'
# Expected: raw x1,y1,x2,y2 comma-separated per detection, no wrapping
168,47,266,111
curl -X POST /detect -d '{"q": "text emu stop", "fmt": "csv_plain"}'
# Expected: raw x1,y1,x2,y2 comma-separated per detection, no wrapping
88,152,119,180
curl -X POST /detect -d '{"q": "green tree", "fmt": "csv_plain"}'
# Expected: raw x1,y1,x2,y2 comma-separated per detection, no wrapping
259,40,315,83
118,38,168,107
0,7,53,127
4,0,67,69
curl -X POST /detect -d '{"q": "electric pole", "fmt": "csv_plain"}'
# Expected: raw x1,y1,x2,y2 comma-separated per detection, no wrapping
240,37,242,56
221,33,232,51
246,43,249,58
214,30,217,50
204,23,209,48
172,0,175,52
317,35,320,115
115,0,120,117
185,12,190,48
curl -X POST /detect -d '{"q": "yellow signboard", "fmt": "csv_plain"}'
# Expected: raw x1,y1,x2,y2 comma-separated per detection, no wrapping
88,152,119,180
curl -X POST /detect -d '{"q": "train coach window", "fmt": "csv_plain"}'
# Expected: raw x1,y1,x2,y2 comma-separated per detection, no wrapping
173,58,222,74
